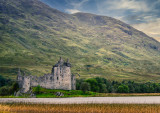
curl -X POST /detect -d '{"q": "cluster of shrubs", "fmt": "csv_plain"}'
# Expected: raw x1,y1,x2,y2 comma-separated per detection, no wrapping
0,75,19,96
76,77,160,93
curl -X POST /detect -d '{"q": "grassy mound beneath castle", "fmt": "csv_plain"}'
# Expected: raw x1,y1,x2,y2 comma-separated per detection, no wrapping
31,87,160,98
32,87,99,98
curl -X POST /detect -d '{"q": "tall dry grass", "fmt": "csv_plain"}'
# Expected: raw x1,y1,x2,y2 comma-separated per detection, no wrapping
1,103,160,113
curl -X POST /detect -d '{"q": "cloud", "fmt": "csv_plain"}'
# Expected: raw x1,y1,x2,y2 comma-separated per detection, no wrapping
65,0,89,9
97,0,151,15
132,18,160,41
106,0,150,12
65,9,81,14
121,14,158,24
96,0,156,20
64,0,89,14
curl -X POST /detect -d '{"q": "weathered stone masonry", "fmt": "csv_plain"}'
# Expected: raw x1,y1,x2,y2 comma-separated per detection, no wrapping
17,58,76,93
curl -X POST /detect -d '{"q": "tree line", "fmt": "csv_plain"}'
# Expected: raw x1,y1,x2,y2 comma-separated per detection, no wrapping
1,75,160,96
76,77,160,93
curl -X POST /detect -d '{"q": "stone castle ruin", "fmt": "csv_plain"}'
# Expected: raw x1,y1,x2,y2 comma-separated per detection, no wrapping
17,58,76,93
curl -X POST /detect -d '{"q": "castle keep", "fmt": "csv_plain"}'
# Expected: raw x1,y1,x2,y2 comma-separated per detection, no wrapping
17,58,76,93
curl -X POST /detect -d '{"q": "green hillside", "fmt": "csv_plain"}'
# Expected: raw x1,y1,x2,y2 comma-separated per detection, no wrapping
0,0,160,82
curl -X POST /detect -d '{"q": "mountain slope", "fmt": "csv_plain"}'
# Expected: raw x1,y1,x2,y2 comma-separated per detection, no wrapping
0,0,160,82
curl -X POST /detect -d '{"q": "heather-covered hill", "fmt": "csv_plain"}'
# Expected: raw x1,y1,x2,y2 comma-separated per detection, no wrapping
0,0,160,82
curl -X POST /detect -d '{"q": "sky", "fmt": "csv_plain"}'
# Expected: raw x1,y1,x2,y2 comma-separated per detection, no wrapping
40,0,160,41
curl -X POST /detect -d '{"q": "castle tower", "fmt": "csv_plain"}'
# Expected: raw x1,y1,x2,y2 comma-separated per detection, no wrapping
21,76,31,93
17,68,31,93
52,57,72,90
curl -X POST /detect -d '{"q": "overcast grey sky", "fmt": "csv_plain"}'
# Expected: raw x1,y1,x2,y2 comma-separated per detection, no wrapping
41,0,160,41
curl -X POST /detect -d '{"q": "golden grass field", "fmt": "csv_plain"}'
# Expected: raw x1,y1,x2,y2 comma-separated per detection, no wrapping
1,103,160,113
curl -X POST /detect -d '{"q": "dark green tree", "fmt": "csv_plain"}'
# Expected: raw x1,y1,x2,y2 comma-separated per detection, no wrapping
117,84,129,93
0,86,11,96
11,82,19,92
86,78,99,92
35,85,41,94
100,84,108,93
76,78,85,90
80,82,90,94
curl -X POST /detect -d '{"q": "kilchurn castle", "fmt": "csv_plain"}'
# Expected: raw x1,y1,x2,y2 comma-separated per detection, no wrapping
17,58,76,93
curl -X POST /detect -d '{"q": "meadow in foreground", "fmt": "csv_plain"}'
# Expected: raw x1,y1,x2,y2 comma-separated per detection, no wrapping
1,103,160,113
